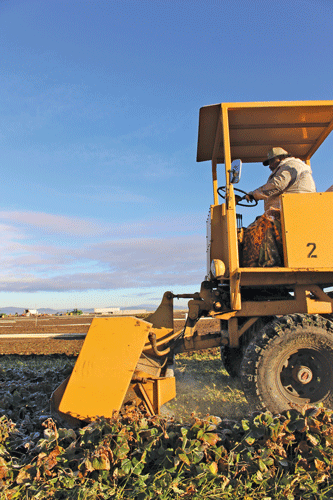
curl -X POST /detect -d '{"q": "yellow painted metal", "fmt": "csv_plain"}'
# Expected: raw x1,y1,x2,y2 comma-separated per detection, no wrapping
207,204,229,277
197,100,333,164
200,100,333,302
120,376,176,416
142,378,176,414
211,112,222,206
221,104,241,310
232,294,333,317
228,317,259,349
215,297,332,322
177,332,225,352
281,192,333,268
222,105,232,189
156,378,176,413
58,317,152,420
228,317,239,348
235,267,333,287
143,291,175,355
212,161,219,205
51,377,82,427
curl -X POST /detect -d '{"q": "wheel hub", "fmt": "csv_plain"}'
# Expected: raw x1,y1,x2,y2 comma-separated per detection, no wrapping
279,347,329,402
292,365,313,384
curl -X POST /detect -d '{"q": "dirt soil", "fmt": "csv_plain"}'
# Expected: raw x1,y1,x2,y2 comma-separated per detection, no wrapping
0,313,220,356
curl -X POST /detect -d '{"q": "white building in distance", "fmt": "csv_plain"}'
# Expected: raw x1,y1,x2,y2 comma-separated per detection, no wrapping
94,308,147,315
24,309,39,316
94,307,121,315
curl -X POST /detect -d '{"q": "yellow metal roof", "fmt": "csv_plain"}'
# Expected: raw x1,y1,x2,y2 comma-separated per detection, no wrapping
197,100,333,164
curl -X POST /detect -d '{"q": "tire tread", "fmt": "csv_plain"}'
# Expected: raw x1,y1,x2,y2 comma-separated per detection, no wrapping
240,314,333,413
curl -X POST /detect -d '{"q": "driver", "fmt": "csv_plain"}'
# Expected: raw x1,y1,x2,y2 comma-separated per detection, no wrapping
245,147,316,210
242,147,316,267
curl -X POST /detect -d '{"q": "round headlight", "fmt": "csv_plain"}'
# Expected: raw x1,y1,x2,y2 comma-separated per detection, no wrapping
210,259,226,279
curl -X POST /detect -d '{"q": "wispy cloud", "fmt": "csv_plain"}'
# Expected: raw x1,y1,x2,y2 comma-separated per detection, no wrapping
0,211,106,236
0,210,206,293
0,210,205,237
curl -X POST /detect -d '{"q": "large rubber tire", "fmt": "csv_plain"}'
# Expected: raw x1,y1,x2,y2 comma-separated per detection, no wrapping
240,314,333,414
220,346,243,378
221,317,272,378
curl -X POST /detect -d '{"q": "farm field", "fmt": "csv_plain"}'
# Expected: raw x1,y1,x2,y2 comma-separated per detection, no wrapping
0,312,218,356
1,315,333,498
0,315,92,355
0,313,248,420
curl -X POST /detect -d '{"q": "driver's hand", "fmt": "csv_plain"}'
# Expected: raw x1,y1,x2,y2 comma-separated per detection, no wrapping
245,193,255,203
235,195,243,204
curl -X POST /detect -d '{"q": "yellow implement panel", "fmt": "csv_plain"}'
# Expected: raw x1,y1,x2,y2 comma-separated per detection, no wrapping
281,192,333,268
59,317,152,420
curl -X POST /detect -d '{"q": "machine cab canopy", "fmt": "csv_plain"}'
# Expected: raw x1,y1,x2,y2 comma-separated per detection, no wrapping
197,100,333,165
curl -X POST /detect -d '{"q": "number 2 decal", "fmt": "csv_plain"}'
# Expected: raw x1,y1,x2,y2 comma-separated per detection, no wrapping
307,242,317,258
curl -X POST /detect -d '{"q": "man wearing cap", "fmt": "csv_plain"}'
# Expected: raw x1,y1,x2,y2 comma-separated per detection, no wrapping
245,147,316,210
242,148,316,267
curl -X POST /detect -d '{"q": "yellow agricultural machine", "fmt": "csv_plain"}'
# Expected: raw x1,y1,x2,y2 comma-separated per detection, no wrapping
52,100,333,423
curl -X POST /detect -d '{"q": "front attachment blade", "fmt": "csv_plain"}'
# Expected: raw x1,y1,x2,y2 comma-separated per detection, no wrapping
53,316,152,421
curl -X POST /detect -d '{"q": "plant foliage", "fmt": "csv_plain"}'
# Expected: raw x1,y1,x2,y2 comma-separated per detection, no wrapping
1,356,333,499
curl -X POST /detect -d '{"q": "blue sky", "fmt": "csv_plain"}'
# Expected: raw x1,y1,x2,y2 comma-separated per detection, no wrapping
0,0,333,310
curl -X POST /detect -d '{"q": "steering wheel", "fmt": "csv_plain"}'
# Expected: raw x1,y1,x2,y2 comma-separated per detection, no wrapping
217,186,258,207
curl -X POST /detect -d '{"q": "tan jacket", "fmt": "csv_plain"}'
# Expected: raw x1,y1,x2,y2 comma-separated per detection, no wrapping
251,157,316,211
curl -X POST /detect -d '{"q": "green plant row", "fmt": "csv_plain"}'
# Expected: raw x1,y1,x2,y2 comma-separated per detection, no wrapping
1,405,333,499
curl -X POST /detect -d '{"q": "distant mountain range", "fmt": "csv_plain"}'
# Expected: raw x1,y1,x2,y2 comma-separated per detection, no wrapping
0,307,61,315
0,303,185,315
